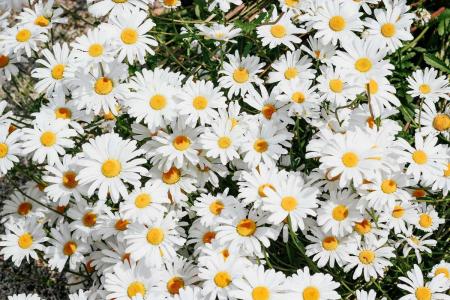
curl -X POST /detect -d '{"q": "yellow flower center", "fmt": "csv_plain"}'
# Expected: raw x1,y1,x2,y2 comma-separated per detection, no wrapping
341,151,359,167
432,114,450,131
40,131,57,147
0,55,9,68
354,219,372,235
202,231,216,244
291,91,305,103
88,43,104,57
285,0,299,7
146,227,165,245
444,163,450,177
355,58,372,73
252,286,270,300
162,167,181,184
34,15,50,27
303,286,320,300
121,28,138,45
392,205,405,218
329,16,346,31
127,281,146,298
412,150,427,165
54,107,72,119
366,116,375,128
17,202,32,215
368,79,378,94
261,104,276,120
114,219,129,231
51,64,65,80
329,79,343,93
284,67,298,80
0,143,8,158
358,250,375,264
16,29,31,42
236,219,257,237
112,0,128,2
415,287,431,300
258,183,275,197
94,77,113,95
332,205,349,221
163,0,178,6
167,277,184,295
192,96,208,110
270,24,286,38
101,159,121,178
172,135,191,151
135,193,152,208
214,271,232,288
217,136,232,149
62,171,78,189
281,196,298,212
63,241,77,256
82,211,97,227
253,138,268,153
209,200,224,215
18,232,33,249
419,84,431,94
419,213,432,228
149,94,167,110
381,179,397,194
233,68,249,83
412,189,426,198
381,23,396,37
434,267,450,279
322,236,339,251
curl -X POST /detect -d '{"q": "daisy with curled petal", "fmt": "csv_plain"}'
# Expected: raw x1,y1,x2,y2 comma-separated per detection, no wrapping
415,99,450,139
356,289,386,300
0,25,47,57
76,132,147,202
218,51,265,98
87,0,152,17
193,188,239,227
21,118,76,166
396,227,436,264
344,237,395,282
317,189,363,237
158,256,199,297
195,23,241,43
17,0,67,30
0,218,47,266
94,211,131,241
428,261,450,283
378,200,417,235
148,165,197,203
406,67,450,102
267,49,315,87
106,6,157,64
364,75,400,117
316,65,361,106
0,123,21,175
91,239,131,274
347,105,401,131
187,219,218,255
176,78,227,127
193,155,229,188
0,51,21,81
398,264,449,300
301,36,337,64
207,0,242,13
0,188,47,222
277,79,321,119
286,267,341,300
67,198,109,241
414,203,445,233
120,182,169,224
174,286,205,300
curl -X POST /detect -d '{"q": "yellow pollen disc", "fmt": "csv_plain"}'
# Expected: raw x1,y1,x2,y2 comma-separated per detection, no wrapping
233,68,249,83
209,200,224,215
270,24,287,38
18,232,33,249
162,167,181,184
412,189,426,198
314,50,321,58
368,79,378,94
381,179,397,194
354,58,372,73
34,15,50,27
291,91,305,103
303,286,320,300
354,219,372,235
63,241,77,256
135,193,152,208
381,23,396,37
412,150,427,165
434,267,450,279
236,219,257,237
51,64,65,80
253,138,268,153
284,67,298,80
217,136,232,149
167,277,184,295
172,135,191,151
127,281,146,298
230,118,238,128
392,205,405,218
366,116,375,129
82,211,97,227
17,202,32,215
341,151,359,167
433,114,450,131
329,79,343,93
221,249,230,260
261,104,276,120
88,43,104,57
281,196,298,212
114,219,129,231
285,0,299,7
94,77,113,95
419,84,431,94
16,29,31,42
322,236,339,250
0,143,8,158
146,227,165,245
415,287,431,300
252,286,270,300
192,96,208,110
149,94,167,110
258,183,275,197
54,107,72,119
214,271,232,288
0,55,9,68
419,213,432,228
332,205,349,221
164,0,178,6
444,163,450,177
112,0,128,2
101,159,121,178
329,16,346,31
40,131,57,147
121,28,138,45
202,231,216,244
62,171,78,189
358,250,375,264
56,205,66,213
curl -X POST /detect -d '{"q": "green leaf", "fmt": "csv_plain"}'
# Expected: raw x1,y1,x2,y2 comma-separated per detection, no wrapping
423,53,450,74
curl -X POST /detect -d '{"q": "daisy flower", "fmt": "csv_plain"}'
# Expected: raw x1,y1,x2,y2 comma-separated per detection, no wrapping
0,218,47,266
286,267,341,300
1,188,47,222
218,51,265,98
397,228,436,263
365,75,400,117
148,165,197,203
174,286,205,300
17,0,67,30
0,51,21,81
278,0,309,13
378,201,418,234
187,219,217,255
192,189,240,227
316,65,360,106
406,68,450,102
416,99,450,138
195,23,241,43
21,118,76,166
76,133,147,202
87,0,152,17
0,25,47,57
207,0,242,13
159,256,199,297
301,36,337,64
277,79,321,119
428,261,450,283
67,198,108,241
0,123,21,175
398,264,449,300
243,86,292,124
356,289,386,300
414,203,445,232
267,49,315,86
159,0,181,9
